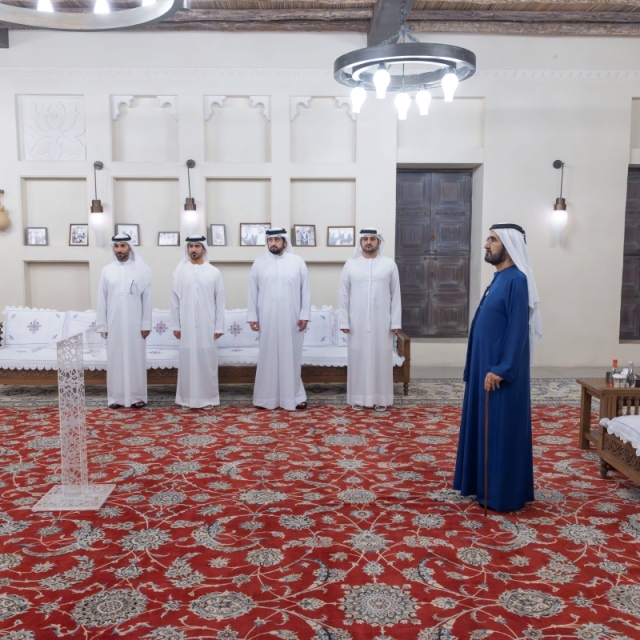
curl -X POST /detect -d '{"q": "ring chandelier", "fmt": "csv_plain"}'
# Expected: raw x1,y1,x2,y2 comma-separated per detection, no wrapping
333,5,476,120
0,0,182,31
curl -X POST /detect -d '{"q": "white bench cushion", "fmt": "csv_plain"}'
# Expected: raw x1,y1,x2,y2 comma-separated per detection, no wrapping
148,310,180,349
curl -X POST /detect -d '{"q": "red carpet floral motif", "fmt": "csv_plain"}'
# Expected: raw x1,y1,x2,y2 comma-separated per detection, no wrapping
0,404,639,639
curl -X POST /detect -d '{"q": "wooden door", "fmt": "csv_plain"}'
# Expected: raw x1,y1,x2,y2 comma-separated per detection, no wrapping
621,170,640,339
396,170,471,338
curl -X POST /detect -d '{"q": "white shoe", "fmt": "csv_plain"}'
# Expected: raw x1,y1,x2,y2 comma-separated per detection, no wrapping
374,405,387,412
352,404,364,411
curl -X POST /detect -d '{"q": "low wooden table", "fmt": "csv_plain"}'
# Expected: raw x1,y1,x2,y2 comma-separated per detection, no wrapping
576,378,640,449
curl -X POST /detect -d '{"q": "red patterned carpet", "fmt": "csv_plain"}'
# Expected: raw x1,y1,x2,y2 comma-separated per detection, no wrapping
1,404,639,639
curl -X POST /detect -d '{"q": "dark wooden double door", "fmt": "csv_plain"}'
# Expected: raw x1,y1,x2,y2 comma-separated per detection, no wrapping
621,169,640,339
395,170,471,338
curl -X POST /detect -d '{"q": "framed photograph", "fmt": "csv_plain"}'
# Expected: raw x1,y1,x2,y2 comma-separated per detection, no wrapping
240,223,271,246
327,226,355,247
115,223,140,246
69,224,88,246
26,227,48,246
209,224,227,247
158,231,180,246
293,224,316,247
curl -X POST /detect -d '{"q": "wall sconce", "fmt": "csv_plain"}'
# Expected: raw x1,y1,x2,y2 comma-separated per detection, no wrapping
182,159,199,236
90,161,106,247
0,189,9,232
551,159,568,244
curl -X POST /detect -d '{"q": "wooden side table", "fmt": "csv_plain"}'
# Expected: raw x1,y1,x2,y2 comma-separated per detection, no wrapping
576,378,640,449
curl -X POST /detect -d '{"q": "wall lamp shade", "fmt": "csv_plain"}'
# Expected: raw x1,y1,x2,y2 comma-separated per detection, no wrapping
552,160,568,242
0,190,8,232
0,0,181,30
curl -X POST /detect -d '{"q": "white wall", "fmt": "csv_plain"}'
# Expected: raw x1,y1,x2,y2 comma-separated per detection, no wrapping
1,30,640,368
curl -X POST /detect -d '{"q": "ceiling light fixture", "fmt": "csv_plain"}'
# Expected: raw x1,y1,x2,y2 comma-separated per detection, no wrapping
90,161,106,247
0,0,181,30
334,0,476,120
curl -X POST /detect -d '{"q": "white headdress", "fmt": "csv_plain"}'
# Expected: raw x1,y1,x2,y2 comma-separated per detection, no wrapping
172,234,210,291
265,227,293,254
110,233,152,290
491,223,542,357
352,227,384,258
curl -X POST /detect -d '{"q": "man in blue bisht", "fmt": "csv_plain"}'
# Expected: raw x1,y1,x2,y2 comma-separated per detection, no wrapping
453,223,542,512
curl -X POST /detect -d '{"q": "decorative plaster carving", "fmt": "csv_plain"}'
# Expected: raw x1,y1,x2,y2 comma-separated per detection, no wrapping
291,96,311,121
111,95,134,121
4,67,640,81
335,97,357,121
249,96,270,121
18,96,86,162
157,95,178,120
204,95,226,121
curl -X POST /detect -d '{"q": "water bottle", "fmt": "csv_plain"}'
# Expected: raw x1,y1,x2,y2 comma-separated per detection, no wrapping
628,361,635,388
610,359,618,387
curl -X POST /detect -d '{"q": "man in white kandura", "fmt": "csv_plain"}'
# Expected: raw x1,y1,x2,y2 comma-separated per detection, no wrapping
96,233,153,409
248,227,311,411
339,227,402,412
170,234,225,410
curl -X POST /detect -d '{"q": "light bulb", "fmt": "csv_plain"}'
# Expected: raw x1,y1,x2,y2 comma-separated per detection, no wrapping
94,0,110,13
394,92,411,120
350,86,367,114
442,71,458,102
415,89,432,115
373,65,391,100
182,209,199,235
37,0,54,12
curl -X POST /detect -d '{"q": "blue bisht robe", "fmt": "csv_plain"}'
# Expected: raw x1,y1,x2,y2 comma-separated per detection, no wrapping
453,265,534,512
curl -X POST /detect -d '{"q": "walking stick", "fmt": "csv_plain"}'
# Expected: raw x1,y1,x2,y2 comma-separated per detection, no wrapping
484,388,490,517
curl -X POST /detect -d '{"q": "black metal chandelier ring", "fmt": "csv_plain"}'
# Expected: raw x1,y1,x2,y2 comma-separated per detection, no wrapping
0,0,182,30
334,42,477,92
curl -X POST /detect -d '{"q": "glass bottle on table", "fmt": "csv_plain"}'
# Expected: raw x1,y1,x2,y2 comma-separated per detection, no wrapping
628,361,635,388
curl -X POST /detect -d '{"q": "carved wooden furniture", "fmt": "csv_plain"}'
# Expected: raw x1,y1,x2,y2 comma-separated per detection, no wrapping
576,379,640,484
0,322,411,396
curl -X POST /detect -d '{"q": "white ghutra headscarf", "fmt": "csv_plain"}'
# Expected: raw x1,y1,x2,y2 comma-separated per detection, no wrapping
490,223,542,357
110,233,152,290
265,227,294,254
352,227,384,258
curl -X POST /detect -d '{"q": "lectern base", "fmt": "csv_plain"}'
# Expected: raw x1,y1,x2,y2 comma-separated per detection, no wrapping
32,484,116,512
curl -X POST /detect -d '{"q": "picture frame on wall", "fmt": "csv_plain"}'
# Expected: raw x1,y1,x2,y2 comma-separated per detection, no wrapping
158,231,180,246
293,224,316,247
26,227,48,246
240,223,271,246
115,223,140,246
69,224,89,246
209,224,227,247
327,226,355,247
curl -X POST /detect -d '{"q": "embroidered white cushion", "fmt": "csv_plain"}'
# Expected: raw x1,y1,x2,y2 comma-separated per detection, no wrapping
303,306,333,347
217,310,260,349
1,307,66,348
147,310,180,349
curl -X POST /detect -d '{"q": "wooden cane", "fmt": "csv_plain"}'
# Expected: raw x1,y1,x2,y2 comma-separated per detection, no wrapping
484,388,490,517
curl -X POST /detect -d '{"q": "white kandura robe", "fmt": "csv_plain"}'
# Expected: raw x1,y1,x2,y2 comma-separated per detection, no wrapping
170,263,225,408
339,255,402,406
95,260,151,407
247,252,311,410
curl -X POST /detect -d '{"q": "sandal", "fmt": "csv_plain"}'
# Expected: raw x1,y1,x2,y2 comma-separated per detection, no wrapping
351,404,364,411
296,402,308,410
131,402,147,409
374,405,387,412
109,404,124,409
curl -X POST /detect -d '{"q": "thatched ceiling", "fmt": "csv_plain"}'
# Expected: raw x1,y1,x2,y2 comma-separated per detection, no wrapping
3,0,640,35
